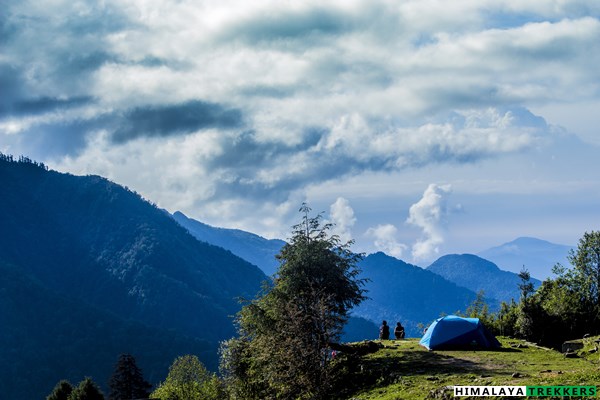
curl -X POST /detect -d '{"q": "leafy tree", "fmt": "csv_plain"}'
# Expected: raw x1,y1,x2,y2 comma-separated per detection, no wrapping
517,267,535,301
47,380,73,400
151,355,223,400
488,233,600,348
526,233,600,345
494,300,519,337
69,378,105,400
108,354,152,400
220,204,366,399
515,268,535,339
566,231,600,320
463,290,492,324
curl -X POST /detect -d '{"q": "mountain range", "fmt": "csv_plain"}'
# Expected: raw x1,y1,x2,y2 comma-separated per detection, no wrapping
427,254,541,304
172,211,286,277
0,154,576,399
478,237,573,280
170,212,568,337
354,252,478,337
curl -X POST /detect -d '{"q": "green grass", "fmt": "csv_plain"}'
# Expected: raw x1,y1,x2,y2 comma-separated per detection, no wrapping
335,337,600,399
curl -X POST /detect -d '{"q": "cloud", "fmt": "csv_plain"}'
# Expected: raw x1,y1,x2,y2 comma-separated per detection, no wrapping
365,224,407,259
3,0,600,242
329,197,356,243
0,96,94,118
112,100,244,143
406,184,452,262
216,6,356,45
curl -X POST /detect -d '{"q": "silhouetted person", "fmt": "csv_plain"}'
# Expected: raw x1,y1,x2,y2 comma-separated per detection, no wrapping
379,320,390,340
394,322,405,339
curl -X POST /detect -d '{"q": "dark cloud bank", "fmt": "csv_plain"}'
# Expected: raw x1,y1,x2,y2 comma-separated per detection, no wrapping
112,100,244,143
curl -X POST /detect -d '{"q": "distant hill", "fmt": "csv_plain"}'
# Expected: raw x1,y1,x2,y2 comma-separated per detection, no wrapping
167,218,484,339
171,211,378,341
172,211,286,276
354,252,479,337
341,316,380,342
0,155,266,399
168,216,484,340
478,237,573,280
427,254,541,304
0,260,213,400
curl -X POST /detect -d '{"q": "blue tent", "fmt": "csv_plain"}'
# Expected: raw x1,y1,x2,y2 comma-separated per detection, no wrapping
419,315,501,350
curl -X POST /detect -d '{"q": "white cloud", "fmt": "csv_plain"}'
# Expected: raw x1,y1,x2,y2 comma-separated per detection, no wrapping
329,197,356,243
407,184,452,262
365,224,407,259
3,0,600,248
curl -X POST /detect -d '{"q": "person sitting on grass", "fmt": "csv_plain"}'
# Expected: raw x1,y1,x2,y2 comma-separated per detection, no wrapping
394,321,405,339
379,320,390,340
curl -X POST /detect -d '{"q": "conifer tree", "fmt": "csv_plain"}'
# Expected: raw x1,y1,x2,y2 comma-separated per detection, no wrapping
68,377,105,400
47,380,73,400
108,354,152,400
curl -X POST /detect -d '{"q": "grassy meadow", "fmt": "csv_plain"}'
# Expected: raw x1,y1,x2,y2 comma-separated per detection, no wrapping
335,336,600,399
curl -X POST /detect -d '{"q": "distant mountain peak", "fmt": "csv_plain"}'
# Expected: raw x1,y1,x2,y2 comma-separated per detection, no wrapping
498,236,570,248
427,253,540,304
433,254,501,272
478,236,573,280
354,252,479,338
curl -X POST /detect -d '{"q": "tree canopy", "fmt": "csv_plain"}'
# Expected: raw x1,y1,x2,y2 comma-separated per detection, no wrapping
108,354,151,400
220,204,366,399
151,355,222,400
472,231,600,349
68,378,104,400
46,380,73,400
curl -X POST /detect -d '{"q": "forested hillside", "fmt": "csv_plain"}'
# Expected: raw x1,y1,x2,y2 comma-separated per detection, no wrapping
0,260,213,400
0,154,266,399
427,254,541,304
354,252,479,337
172,210,286,276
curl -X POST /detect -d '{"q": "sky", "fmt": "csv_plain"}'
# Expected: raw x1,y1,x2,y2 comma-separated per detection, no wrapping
1,0,599,265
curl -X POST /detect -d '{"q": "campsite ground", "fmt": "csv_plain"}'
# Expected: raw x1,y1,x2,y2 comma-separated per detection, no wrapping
336,337,600,399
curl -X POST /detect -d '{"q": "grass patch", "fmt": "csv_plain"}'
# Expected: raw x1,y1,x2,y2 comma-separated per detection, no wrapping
333,337,600,399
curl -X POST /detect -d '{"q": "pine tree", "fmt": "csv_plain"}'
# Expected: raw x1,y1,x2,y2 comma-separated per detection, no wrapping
108,354,152,400
47,380,73,400
69,377,105,400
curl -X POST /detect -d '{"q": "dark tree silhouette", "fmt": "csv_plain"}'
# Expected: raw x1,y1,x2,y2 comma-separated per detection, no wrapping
69,377,105,400
46,380,73,400
108,354,152,400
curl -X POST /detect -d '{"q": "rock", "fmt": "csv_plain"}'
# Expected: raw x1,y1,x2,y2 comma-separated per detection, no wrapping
427,386,453,399
562,340,584,353
510,343,528,348
512,372,522,378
